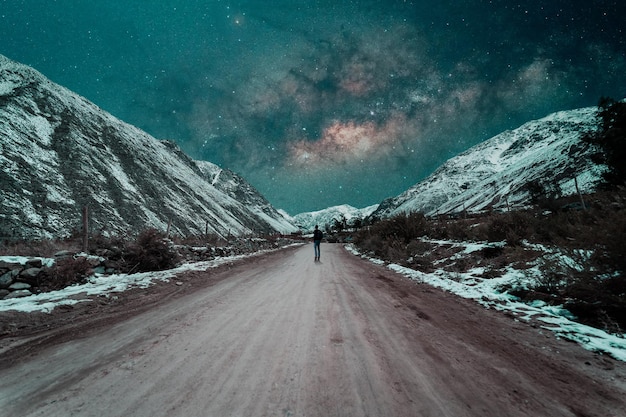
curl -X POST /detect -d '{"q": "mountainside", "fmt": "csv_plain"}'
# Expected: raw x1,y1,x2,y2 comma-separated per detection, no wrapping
371,107,606,219
293,204,378,232
0,55,297,239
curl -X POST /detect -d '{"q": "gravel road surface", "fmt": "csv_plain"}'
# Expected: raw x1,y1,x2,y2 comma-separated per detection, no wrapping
1,243,625,416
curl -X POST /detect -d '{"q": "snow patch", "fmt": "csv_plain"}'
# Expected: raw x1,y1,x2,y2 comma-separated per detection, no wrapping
345,243,626,362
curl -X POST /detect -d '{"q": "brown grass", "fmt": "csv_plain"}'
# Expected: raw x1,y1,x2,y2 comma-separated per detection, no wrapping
354,189,626,334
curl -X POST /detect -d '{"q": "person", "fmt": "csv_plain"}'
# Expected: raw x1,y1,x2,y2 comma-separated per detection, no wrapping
313,225,323,261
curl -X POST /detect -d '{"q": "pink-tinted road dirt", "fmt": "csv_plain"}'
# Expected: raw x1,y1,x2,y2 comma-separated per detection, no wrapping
1,244,626,416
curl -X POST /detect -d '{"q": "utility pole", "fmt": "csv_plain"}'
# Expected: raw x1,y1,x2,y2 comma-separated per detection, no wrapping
82,205,89,253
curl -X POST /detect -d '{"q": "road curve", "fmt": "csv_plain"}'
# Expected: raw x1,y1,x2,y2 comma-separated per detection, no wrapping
1,243,625,416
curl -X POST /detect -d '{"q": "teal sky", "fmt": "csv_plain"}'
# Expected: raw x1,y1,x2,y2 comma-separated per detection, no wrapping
2,0,625,213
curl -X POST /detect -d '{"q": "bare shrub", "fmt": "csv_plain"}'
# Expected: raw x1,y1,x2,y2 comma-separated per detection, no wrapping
597,211,626,274
385,239,408,264
484,211,534,245
39,257,93,292
442,220,472,241
121,229,179,273
368,212,428,243
354,188,626,334
563,274,626,334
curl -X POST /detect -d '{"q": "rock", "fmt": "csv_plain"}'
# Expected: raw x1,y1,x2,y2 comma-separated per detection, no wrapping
17,267,41,285
9,282,31,291
25,258,43,268
3,289,32,299
0,260,22,270
0,270,20,289
54,250,73,259
0,289,10,299
20,267,42,279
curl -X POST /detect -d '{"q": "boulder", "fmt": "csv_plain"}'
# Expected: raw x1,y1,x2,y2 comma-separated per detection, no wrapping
3,289,32,299
9,282,32,291
20,267,42,279
17,267,42,285
0,270,20,289
0,289,9,299
26,258,43,268
0,260,22,270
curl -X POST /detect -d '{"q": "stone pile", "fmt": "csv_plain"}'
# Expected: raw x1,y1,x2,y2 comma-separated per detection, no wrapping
0,251,110,300
0,257,47,300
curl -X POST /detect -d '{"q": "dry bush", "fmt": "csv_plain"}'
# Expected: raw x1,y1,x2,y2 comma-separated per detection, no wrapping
89,233,125,258
120,229,179,273
590,210,626,274
39,257,93,292
355,213,432,267
483,211,535,245
563,273,626,334
515,245,626,334
429,218,480,241
357,233,384,257
366,212,428,243
355,188,626,334
384,239,408,263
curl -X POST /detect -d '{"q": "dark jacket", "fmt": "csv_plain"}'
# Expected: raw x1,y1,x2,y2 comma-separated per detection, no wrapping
313,229,323,241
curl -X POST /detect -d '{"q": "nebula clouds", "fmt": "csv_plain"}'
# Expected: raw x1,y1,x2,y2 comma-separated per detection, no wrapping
2,1,625,213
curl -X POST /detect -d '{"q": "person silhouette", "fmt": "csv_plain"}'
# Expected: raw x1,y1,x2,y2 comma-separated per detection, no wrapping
313,225,323,261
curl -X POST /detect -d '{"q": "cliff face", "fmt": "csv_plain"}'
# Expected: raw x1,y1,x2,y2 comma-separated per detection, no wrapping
0,55,296,239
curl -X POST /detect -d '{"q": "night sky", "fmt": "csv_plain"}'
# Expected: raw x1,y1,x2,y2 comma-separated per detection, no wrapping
2,1,625,214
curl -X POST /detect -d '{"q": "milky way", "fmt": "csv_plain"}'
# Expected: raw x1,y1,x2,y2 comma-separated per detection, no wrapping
2,1,624,213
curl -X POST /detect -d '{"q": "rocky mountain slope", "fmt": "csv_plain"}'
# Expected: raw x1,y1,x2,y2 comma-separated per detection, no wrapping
371,107,606,219
0,55,297,239
293,204,378,232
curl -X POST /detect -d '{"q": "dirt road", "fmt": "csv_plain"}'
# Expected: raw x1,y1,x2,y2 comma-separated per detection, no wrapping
1,243,626,416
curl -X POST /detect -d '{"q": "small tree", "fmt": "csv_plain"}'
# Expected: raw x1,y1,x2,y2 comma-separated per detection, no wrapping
333,218,344,233
584,97,626,187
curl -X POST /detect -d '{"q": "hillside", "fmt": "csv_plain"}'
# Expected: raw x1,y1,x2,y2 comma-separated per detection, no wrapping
0,55,297,239
371,107,606,219
293,204,378,232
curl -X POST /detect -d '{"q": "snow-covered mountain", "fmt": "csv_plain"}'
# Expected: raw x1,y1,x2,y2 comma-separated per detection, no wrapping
370,107,606,219
0,55,297,239
293,204,378,232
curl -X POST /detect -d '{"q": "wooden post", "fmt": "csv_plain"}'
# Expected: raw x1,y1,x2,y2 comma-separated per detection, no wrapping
166,218,172,238
205,220,209,236
574,176,587,211
82,205,88,252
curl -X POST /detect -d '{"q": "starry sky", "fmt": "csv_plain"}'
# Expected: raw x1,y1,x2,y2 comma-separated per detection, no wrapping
2,1,625,214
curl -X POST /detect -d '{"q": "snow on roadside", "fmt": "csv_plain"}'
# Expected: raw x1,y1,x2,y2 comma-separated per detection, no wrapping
0,256,55,267
0,245,302,314
345,243,626,362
